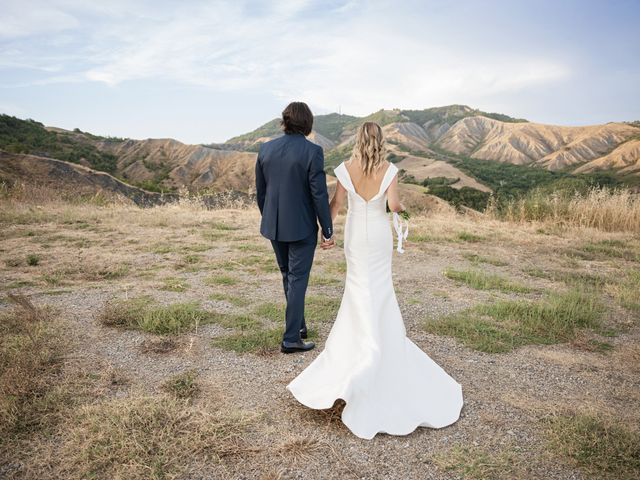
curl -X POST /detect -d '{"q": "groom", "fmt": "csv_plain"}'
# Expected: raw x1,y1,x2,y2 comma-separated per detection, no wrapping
255,101,335,354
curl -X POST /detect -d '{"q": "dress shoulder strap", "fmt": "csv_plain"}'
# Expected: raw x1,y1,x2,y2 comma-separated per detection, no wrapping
379,162,399,195
333,163,355,193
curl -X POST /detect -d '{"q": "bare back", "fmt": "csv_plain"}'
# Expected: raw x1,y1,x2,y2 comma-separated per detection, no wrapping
344,160,392,201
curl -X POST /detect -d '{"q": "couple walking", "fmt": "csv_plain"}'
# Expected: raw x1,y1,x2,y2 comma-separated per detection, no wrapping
255,102,463,440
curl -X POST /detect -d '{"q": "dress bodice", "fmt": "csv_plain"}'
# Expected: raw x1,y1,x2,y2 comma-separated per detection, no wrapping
333,162,399,219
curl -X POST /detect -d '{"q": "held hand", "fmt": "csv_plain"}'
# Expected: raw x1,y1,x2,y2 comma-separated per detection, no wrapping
320,236,336,250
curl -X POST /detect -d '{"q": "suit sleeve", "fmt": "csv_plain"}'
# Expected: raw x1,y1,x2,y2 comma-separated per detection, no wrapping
309,146,333,239
255,150,266,215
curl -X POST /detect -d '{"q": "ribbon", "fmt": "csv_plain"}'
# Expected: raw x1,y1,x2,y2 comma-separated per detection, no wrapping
392,212,409,253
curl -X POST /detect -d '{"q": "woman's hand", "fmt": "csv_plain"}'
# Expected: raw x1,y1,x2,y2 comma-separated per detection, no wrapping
320,235,335,250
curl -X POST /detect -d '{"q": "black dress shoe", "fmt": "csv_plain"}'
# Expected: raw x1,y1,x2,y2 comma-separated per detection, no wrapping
300,328,308,339
281,339,315,354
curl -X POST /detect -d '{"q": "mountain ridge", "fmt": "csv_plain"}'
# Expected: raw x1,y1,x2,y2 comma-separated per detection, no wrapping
1,106,639,209
223,105,527,147
219,105,640,179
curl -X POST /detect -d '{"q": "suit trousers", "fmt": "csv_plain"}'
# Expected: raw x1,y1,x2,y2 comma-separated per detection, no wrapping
270,231,317,343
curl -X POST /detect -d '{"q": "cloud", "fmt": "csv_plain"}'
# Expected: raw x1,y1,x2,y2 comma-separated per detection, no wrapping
1,0,572,114
0,1,79,38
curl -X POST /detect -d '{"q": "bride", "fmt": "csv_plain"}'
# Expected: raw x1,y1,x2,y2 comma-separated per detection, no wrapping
286,122,464,440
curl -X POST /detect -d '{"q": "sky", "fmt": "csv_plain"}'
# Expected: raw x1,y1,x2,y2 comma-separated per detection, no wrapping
1,0,639,144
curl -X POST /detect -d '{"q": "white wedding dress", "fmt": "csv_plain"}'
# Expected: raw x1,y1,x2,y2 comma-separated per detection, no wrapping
286,161,464,440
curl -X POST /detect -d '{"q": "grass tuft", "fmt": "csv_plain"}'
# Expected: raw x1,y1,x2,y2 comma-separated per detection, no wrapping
139,337,178,354
582,240,639,261
543,413,640,479
205,274,238,286
432,444,526,480
254,302,284,322
212,327,284,355
211,313,262,331
424,287,606,353
160,277,190,292
606,270,640,314
305,295,340,322
99,296,215,335
211,324,317,355
443,268,531,293
462,253,509,266
26,254,41,266
0,294,64,441
209,292,251,307
456,231,484,242
162,370,199,399
33,395,253,479
275,437,325,463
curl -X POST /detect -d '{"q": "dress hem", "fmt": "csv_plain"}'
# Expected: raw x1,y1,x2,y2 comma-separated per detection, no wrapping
286,383,464,440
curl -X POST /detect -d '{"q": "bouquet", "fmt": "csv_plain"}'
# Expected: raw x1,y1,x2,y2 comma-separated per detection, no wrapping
392,209,410,253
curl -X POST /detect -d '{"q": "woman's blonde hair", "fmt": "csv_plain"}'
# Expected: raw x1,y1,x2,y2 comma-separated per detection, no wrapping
350,122,386,176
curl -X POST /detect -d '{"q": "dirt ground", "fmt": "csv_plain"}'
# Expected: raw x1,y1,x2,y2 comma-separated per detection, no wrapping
1,201,638,479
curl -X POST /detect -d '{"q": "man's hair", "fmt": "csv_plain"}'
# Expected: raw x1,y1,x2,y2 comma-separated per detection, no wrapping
281,102,313,136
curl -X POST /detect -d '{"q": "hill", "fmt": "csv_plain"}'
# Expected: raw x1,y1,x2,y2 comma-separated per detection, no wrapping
95,137,256,192
224,105,527,152
0,114,449,212
0,151,254,208
0,115,256,193
436,116,640,172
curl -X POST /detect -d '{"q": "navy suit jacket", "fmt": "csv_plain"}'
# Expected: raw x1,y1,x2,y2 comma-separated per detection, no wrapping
255,132,333,242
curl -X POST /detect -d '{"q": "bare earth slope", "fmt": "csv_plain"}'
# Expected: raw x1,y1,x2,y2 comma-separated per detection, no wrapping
96,138,257,191
574,139,640,175
395,155,492,192
1,150,447,213
0,151,156,205
0,151,255,207
222,106,640,178
436,116,640,172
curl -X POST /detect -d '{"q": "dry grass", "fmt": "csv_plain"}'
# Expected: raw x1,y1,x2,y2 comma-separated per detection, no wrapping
606,270,640,314
462,252,509,266
612,343,640,374
138,337,179,354
424,287,607,353
209,292,252,307
298,399,348,429
99,296,216,335
159,276,190,292
0,294,65,441
0,294,257,479
212,326,285,355
487,186,640,233
443,267,532,293
162,370,200,399
0,180,129,209
542,409,640,479
274,436,326,463
432,443,528,480
22,395,254,480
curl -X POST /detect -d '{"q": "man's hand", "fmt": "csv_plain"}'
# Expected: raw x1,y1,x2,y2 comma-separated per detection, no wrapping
320,235,335,250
